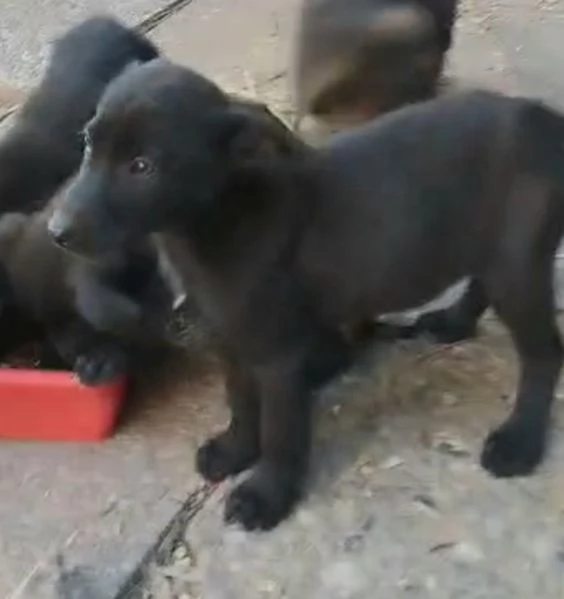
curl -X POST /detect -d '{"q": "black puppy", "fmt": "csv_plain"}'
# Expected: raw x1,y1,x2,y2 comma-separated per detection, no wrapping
0,16,158,215
0,197,173,384
49,61,564,531
293,0,458,127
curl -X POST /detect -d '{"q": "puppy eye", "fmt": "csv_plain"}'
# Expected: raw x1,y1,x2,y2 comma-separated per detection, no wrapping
129,157,153,175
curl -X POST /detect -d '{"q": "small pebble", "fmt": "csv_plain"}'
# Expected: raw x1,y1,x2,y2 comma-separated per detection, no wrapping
359,463,376,476
379,455,405,470
331,404,342,416
432,432,471,457
425,575,438,591
361,515,375,532
343,533,365,553
413,494,439,513
429,541,456,553
452,541,484,563
258,579,278,593
397,578,420,591
441,392,459,406
412,495,440,518
173,544,189,562
321,561,367,594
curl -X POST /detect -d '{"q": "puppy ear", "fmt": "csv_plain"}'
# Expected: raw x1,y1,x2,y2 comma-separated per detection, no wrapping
208,103,302,163
210,107,277,161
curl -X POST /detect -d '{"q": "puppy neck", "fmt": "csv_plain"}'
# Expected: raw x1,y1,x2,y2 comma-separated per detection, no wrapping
151,233,187,310
172,157,313,278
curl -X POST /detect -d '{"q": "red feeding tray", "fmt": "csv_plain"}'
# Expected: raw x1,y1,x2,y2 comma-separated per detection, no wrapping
0,368,127,442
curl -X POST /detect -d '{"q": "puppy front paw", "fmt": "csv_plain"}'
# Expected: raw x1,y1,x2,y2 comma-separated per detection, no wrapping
74,346,128,386
224,464,301,531
196,431,259,483
481,419,546,478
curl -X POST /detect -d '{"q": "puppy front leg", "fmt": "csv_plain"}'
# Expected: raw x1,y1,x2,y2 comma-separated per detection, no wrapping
48,318,129,386
224,353,313,531
71,265,143,337
197,355,261,482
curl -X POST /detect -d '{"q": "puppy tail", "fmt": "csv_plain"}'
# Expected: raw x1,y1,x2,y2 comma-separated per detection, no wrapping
522,101,564,194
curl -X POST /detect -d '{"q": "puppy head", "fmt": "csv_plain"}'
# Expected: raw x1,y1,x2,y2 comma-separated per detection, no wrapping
48,60,303,257
48,60,229,256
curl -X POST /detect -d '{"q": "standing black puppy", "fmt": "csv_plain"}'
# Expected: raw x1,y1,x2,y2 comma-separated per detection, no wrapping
0,16,158,214
49,61,564,531
294,0,458,127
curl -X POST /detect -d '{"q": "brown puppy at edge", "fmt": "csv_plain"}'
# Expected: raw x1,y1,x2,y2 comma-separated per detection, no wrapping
293,0,459,129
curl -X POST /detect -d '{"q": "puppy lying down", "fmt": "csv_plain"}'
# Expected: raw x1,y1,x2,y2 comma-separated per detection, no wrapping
0,195,174,384
49,60,564,531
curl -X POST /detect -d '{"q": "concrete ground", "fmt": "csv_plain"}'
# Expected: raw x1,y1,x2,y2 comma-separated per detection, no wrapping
1,0,564,598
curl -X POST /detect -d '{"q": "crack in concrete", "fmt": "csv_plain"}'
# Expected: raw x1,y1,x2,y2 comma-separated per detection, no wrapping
135,0,198,34
114,482,217,599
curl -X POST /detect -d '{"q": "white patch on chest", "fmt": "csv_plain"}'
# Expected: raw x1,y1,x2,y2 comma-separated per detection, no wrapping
153,235,187,311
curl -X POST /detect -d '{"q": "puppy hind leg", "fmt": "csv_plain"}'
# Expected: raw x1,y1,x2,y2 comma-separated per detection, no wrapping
481,258,562,477
410,278,488,343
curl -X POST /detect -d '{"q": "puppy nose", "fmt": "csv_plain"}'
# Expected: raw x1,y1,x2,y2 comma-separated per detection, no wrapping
47,222,74,249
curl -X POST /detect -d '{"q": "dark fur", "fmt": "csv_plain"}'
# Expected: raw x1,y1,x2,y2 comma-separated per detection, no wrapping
50,61,564,530
0,16,158,215
294,0,458,126
0,198,172,385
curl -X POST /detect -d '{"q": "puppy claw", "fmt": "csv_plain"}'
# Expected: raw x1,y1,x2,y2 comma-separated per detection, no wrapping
481,421,545,478
224,484,265,530
224,481,289,531
196,434,258,483
224,468,299,531
74,348,127,386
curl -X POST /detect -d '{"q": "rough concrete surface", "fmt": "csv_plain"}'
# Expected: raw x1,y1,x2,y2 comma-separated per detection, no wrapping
0,353,225,599
150,322,564,599
0,0,184,86
1,0,564,598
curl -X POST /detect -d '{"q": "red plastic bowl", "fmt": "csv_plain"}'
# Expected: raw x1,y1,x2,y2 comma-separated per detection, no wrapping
0,368,127,442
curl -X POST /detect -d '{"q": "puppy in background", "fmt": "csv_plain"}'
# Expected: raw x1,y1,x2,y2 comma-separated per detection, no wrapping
0,16,158,214
293,0,458,130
